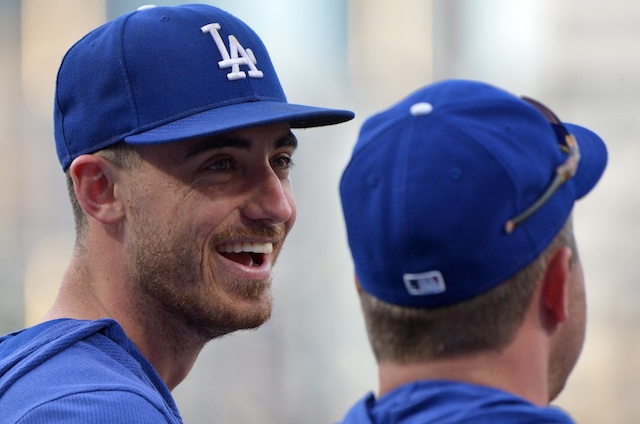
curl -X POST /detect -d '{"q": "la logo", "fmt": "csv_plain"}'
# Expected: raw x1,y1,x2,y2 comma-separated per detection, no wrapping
201,23,264,81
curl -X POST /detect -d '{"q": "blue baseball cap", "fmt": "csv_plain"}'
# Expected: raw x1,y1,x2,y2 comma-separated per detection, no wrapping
339,79,607,308
54,4,354,170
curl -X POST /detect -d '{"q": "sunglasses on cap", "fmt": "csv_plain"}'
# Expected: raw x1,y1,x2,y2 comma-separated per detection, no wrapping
504,97,581,234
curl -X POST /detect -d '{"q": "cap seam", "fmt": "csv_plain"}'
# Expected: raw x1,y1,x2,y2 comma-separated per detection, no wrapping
120,12,142,129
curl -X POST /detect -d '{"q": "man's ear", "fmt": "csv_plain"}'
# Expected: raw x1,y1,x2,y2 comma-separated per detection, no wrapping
69,155,125,225
540,246,572,331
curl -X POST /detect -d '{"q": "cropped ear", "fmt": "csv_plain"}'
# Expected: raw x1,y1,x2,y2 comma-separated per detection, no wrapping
539,246,572,331
69,154,125,225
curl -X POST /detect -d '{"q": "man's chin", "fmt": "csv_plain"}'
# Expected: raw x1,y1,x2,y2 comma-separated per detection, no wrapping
194,296,273,341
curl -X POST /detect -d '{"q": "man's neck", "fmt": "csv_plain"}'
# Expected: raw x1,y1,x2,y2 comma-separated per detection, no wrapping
377,330,551,406
44,255,204,391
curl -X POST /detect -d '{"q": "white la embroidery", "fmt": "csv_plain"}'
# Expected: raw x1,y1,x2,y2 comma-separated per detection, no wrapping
201,23,264,81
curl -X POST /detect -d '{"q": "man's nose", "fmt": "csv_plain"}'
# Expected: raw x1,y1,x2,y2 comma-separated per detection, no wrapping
240,168,294,225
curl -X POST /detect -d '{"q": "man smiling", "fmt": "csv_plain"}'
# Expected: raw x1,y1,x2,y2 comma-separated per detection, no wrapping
0,4,353,423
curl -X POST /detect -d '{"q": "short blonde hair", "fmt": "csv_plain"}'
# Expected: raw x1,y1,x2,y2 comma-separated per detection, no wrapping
359,218,575,363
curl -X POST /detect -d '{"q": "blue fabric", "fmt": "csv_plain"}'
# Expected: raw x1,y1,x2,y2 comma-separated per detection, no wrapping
54,4,354,170
339,79,607,308
0,319,182,423
340,380,575,424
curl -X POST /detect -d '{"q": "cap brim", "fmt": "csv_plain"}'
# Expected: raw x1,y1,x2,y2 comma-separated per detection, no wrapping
125,101,354,144
566,123,608,199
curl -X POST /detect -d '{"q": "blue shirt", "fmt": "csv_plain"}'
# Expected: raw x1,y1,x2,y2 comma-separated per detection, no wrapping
0,318,182,423
340,380,575,423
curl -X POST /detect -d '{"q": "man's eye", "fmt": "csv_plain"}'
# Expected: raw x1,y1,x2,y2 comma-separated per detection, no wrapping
207,159,233,171
273,155,294,170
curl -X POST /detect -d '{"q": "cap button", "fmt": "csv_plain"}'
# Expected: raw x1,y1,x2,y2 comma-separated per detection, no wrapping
410,102,433,116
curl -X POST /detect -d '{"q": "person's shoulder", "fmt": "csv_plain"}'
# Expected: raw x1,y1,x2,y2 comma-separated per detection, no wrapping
0,319,181,423
0,318,121,355
7,390,182,424
338,381,576,424
456,407,574,424
451,384,574,421
0,318,141,383
449,382,575,423
418,381,576,423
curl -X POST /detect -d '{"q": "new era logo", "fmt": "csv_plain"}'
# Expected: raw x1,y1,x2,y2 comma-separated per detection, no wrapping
201,23,264,81
403,271,446,296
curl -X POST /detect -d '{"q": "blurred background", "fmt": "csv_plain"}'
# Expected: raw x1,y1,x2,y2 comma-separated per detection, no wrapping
0,0,638,422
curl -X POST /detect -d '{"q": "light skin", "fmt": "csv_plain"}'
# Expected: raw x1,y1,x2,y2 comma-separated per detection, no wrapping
374,245,586,406
44,122,297,390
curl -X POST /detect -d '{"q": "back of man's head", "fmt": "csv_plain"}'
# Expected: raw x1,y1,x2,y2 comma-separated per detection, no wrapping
339,79,607,361
358,218,575,362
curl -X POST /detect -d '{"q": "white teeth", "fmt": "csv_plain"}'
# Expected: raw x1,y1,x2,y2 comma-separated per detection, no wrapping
218,242,273,254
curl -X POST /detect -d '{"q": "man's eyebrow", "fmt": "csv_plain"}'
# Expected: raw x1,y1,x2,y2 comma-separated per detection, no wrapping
185,131,298,159
277,132,298,149
185,136,250,159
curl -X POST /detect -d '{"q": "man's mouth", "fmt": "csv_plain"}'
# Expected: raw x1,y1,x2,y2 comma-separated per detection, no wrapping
216,242,274,267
